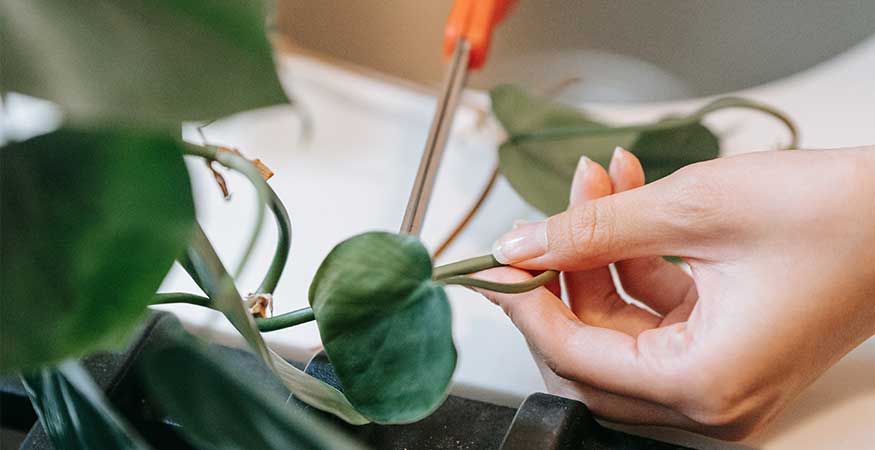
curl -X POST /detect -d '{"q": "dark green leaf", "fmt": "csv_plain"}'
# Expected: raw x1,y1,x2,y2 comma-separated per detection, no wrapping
491,86,720,215
0,0,287,128
309,232,456,424
0,129,195,372
22,361,153,450
629,122,720,181
141,332,368,450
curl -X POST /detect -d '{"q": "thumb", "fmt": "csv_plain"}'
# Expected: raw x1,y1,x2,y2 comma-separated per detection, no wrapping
493,173,711,271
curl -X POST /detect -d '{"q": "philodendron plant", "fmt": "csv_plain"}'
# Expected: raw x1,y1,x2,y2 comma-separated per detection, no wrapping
0,1,798,449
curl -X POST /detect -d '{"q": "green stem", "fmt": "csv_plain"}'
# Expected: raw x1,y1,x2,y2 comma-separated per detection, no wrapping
150,292,315,332
441,270,559,294
159,253,558,333
511,96,799,149
184,145,292,294
152,292,212,308
433,254,558,293
184,145,267,280
433,254,500,279
255,307,316,332
256,187,292,294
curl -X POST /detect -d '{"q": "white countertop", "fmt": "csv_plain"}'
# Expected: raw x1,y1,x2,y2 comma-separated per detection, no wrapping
155,35,875,449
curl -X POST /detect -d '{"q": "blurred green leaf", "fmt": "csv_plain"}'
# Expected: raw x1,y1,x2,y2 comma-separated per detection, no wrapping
0,0,287,128
22,361,153,450
490,84,603,134
491,86,720,215
141,332,368,450
184,225,369,425
309,232,456,424
0,129,195,372
630,122,719,181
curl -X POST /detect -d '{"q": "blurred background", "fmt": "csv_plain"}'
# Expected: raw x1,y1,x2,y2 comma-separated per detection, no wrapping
275,0,875,103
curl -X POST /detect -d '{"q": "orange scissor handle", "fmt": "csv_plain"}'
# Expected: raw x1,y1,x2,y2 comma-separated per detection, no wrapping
443,0,514,70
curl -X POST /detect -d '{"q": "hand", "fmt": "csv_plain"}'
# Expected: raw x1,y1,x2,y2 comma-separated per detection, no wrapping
477,146,875,440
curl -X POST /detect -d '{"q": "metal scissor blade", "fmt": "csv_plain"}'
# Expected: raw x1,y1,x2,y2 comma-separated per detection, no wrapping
399,38,471,236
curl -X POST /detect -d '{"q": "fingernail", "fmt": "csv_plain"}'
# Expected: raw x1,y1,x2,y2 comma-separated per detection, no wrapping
611,145,627,169
512,219,529,229
569,155,591,205
492,220,548,264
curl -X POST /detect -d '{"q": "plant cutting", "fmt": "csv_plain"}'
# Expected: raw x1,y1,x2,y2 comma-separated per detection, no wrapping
0,0,798,449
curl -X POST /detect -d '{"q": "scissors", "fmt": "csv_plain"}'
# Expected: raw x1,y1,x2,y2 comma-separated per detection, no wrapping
399,0,514,236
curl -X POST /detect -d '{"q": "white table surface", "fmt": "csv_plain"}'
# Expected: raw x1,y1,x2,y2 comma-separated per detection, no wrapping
154,35,875,449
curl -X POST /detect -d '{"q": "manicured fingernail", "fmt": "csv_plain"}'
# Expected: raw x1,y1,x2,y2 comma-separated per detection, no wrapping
492,220,548,264
512,219,529,229
609,146,626,176
569,155,591,205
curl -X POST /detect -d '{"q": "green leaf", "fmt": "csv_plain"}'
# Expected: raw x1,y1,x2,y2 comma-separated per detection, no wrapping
22,361,154,450
309,232,456,424
0,129,195,372
497,132,638,215
185,224,369,425
142,331,369,450
629,122,719,181
491,86,720,215
490,84,604,134
0,0,287,128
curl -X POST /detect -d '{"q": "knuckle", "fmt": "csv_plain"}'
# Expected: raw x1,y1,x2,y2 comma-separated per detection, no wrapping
567,201,617,259
663,163,728,232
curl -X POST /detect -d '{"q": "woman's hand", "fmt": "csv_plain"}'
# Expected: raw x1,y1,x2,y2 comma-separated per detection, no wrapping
477,146,875,440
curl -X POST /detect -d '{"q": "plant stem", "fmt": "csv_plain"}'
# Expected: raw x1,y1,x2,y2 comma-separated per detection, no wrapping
152,292,212,308
158,253,557,333
440,270,558,294
432,254,559,293
184,145,267,280
255,186,291,294
255,307,316,332
511,96,799,149
433,165,500,259
433,255,501,279
151,292,315,332
183,145,292,294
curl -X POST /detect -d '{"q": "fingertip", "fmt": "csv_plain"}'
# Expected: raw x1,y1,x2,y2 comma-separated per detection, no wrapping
609,147,645,192
570,155,612,207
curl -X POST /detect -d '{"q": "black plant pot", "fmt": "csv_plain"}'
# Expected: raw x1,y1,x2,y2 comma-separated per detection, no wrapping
1,312,694,450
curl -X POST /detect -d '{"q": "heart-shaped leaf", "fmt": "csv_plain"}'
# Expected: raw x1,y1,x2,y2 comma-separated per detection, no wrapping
141,330,368,450
1,129,195,372
0,0,287,128
22,361,153,450
309,232,456,424
491,86,720,215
